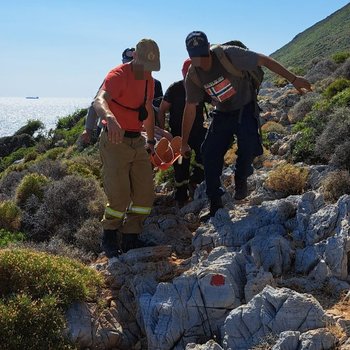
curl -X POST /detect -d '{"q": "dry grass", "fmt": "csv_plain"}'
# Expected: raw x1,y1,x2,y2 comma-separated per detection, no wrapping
265,163,309,196
224,143,238,166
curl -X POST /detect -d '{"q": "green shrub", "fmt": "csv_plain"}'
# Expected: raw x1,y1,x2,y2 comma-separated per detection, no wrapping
332,51,350,64
321,170,350,202
0,293,73,350
75,218,103,254
288,94,319,124
65,162,94,178
0,248,103,305
323,79,350,99
0,146,36,172
24,150,39,162
65,154,102,180
15,173,50,207
0,200,21,231
314,107,350,170
261,121,287,134
53,109,87,146
23,175,105,242
292,127,317,163
14,119,45,137
0,229,25,247
265,163,309,196
330,87,350,107
292,109,329,163
40,147,66,161
0,248,103,349
56,109,86,130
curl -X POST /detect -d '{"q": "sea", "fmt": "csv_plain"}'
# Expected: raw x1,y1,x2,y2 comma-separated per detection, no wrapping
0,97,92,138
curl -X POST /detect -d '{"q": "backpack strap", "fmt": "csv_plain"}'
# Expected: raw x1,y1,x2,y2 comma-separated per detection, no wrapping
187,45,245,88
187,65,202,88
211,45,244,79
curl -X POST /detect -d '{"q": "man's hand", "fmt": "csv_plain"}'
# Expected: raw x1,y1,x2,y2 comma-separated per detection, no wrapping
146,143,155,155
81,129,92,144
292,76,312,94
180,143,192,158
106,115,124,144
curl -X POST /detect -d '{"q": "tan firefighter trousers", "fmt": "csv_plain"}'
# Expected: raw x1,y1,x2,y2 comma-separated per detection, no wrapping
99,130,154,233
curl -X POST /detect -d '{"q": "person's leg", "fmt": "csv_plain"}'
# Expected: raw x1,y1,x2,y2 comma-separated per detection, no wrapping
120,136,154,251
99,131,133,257
173,157,190,205
235,102,263,199
201,110,235,214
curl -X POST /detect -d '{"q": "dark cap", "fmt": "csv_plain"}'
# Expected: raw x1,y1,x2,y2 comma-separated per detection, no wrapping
185,31,209,58
122,48,135,63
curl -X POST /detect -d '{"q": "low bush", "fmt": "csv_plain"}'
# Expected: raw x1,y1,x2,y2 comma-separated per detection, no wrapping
0,293,72,350
0,146,36,172
332,57,350,80
330,140,350,171
320,170,350,202
15,173,50,207
265,163,309,196
0,228,25,247
330,87,350,107
332,51,350,64
0,248,103,305
22,237,94,264
53,110,86,146
323,78,350,99
0,200,21,231
0,170,27,199
261,121,287,134
24,175,105,242
288,93,320,124
14,119,45,137
28,159,68,180
292,108,330,163
0,248,103,349
75,218,103,254
315,107,350,169
39,147,66,161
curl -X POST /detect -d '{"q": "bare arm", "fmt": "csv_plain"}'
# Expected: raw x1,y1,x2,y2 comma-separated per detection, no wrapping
181,102,197,157
258,54,312,94
158,99,171,129
93,90,124,144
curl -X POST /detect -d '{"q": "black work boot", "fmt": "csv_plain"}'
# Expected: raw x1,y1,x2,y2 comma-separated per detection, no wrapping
234,176,248,200
210,196,223,216
199,196,223,222
121,233,147,253
101,229,122,258
175,185,189,208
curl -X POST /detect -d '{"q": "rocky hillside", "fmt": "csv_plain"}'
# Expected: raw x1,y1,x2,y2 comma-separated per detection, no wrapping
270,3,350,73
1,44,350,350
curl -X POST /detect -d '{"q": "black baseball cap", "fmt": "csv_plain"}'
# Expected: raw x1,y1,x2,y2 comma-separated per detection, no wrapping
122,48,135,63
185,31,210,58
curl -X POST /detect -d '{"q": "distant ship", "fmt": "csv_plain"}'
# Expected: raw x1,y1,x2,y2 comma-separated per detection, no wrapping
25,96,39,99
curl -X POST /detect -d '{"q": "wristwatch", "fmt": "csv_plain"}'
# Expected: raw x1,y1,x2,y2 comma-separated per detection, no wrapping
147,139,156,145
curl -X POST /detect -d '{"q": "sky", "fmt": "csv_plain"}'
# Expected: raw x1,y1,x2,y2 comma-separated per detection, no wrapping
0,0,349,98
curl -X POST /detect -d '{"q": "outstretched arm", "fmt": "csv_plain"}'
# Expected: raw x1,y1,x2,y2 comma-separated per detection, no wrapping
258,54,312,94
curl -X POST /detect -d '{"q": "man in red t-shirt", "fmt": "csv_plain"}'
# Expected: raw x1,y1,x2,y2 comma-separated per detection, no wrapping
93,39,160,261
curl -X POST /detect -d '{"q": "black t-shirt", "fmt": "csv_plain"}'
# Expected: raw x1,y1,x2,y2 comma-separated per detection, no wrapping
153,79,163,108
163,80,207,135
